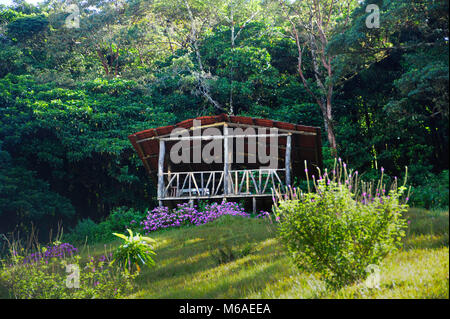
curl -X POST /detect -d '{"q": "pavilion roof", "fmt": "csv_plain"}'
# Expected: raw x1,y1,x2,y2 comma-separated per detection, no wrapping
128,114,322,178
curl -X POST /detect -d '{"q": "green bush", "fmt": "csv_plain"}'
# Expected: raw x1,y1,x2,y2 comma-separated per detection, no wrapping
112,229,156,274
409,170,449,210
65,207,146,244
106,206,147,233
0,246,136,299
274,160,408,289
64,218,100,244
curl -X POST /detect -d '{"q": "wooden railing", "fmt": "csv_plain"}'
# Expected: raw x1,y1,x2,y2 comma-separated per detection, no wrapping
160,169,286,200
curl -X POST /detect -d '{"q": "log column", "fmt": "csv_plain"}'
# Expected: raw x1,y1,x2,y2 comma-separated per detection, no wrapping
223,124,231,200
158,139,165,206
285,133,292,187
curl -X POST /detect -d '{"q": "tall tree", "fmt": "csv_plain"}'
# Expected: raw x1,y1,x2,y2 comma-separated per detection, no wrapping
276,0,358,152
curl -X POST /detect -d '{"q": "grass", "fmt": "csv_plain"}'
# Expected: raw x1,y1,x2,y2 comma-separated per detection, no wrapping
2,207,447,299
105,208,448,299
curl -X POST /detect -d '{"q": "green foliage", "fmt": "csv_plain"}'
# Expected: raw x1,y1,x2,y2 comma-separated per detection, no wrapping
7,14,48,41
64,218,99,244
332,0,448,179
0,0,447,238
112,229,156,273
0,246,135,299
212,241,254,265
274,162,408,288
64,207,146,244
409,171,449,210
0,144,75,234
0,74,173,234
104,206,147,233
0,44,24,77
210,223,254,265
93,207,447,299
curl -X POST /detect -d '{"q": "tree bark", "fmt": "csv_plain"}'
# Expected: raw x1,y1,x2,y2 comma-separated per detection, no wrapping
280,0,338,153
97,49,110,76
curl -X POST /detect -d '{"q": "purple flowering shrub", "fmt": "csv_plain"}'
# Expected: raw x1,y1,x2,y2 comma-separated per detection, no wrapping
22,243,78,264
255,210,276,221
0,242,135,298
274,159,409,288
140,201,265,234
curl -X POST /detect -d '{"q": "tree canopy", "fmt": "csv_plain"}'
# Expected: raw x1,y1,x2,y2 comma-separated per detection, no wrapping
0,0,448,235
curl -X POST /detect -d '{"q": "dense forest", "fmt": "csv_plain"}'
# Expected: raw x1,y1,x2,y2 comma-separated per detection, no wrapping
0,0,448,237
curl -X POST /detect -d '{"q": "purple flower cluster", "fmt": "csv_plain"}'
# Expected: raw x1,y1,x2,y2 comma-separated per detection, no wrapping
255,210,270,219
255,210,280,222
140,201,254,233
23,243,78,264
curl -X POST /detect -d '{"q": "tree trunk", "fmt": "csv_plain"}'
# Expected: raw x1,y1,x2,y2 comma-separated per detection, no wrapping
325,97,337,151
97,49,110,76
318,97,336,152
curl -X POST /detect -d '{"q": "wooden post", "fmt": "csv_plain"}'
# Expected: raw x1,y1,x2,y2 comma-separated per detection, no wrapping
252,197,256,215
158,139,165,206
176,173,179,197
201,172,204,196
258,169,262,194
223,124,231,199
246,171,249,194
285,133,292,187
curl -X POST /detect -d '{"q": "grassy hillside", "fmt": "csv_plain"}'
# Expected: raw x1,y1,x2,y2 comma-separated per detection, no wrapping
83,208,448,299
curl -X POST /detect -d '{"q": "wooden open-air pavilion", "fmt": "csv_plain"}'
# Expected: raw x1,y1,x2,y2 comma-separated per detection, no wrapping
128,114,322,212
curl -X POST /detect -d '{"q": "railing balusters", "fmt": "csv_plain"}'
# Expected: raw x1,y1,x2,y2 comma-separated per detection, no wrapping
258,169,262,194
213,172,216,195
262,170,271,193
249,171,259,194
246,171,249,194
189,173,191,197
192,172,200,196
201,172,204,196
162,169,286,198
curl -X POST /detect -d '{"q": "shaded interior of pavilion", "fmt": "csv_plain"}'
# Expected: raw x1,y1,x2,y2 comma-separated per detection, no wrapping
128,114,322,212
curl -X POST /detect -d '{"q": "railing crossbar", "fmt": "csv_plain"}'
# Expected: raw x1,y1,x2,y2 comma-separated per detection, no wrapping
159,169,286,199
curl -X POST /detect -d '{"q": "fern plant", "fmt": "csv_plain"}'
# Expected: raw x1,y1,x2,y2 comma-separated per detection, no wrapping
112,229,156,273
